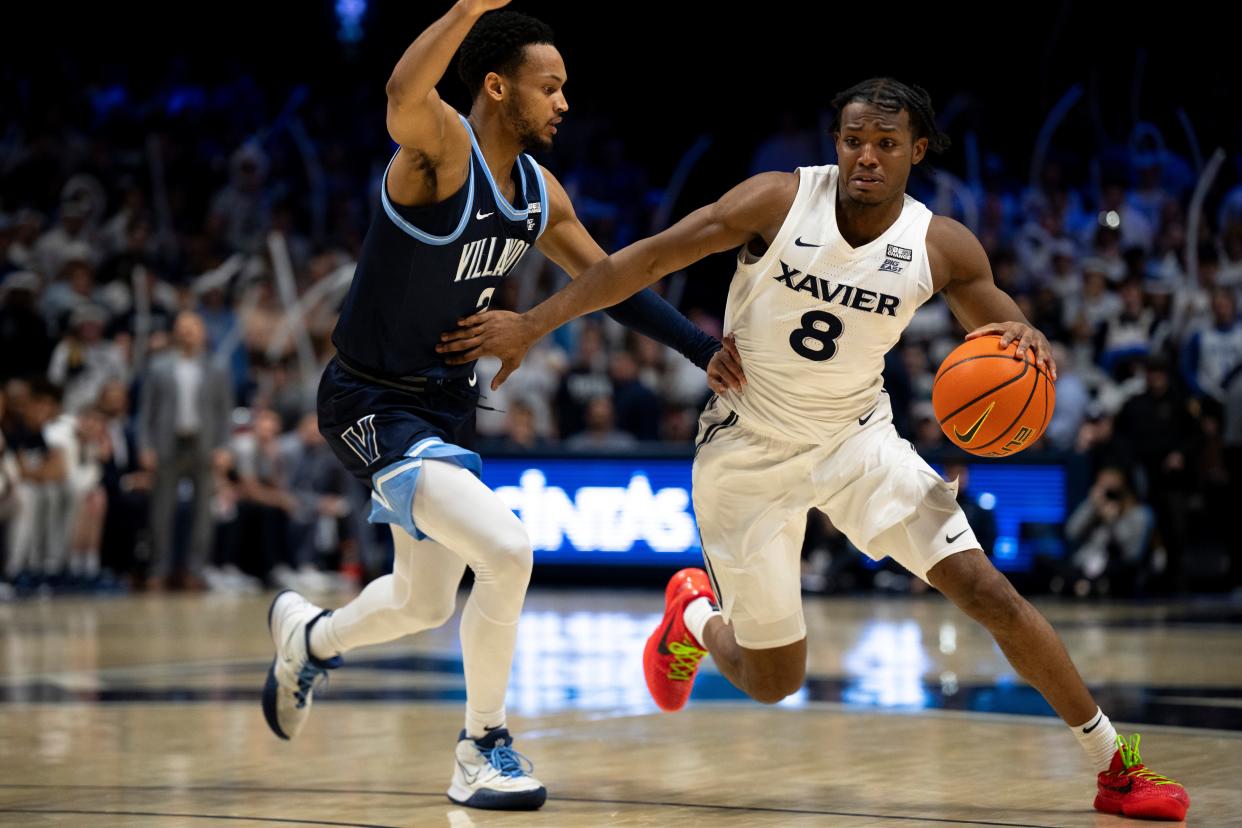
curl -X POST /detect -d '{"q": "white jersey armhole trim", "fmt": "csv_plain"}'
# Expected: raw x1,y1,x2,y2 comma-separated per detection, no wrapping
727,168,816,323
735,168,814,277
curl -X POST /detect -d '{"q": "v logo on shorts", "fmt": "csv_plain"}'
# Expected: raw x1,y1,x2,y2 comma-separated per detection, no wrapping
341,414,381,465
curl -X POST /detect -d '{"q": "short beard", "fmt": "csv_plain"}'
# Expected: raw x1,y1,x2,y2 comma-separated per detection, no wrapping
505,97,552,153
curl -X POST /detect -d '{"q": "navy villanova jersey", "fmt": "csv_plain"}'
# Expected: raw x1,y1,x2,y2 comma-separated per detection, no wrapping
333,114,548,380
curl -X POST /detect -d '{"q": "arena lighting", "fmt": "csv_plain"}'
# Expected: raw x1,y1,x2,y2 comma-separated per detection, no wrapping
336,0,366,43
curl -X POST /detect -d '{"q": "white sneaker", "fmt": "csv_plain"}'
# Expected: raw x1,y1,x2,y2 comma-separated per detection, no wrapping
447,728,547,810
261,590,340,740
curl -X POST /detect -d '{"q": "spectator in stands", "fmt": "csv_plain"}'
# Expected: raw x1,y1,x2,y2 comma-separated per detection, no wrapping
231,407,297,586
281,411,354,590
609,350,660,441
139,310,233,590
47,303,126,414
565,396,636,452
1181,287,1242,403
3,379,67,587
0,272,55,381
555,321,611,439
1064,466,1155,596
96,380,149,585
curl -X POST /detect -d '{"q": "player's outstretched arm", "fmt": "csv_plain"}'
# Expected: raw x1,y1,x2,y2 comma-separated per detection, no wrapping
530,166,738,387
438,172,794,388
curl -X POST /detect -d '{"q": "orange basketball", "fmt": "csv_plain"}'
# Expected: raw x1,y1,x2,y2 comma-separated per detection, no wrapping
931,334,1056,457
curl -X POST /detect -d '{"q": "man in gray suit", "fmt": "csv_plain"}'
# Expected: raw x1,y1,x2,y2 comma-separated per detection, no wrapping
138,311,233,589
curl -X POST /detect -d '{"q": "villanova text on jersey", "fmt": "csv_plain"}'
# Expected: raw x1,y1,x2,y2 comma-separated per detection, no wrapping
333,114,549,381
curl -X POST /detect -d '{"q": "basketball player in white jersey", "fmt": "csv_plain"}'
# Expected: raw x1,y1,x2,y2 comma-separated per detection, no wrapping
438,78,1191,820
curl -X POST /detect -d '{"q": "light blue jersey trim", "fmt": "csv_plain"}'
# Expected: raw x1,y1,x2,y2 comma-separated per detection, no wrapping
459,115,531,222
379,148,475,245
368,437,483,541
526,156,550,239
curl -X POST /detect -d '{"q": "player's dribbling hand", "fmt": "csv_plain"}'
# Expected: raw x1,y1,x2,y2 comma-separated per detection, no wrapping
964,321,1057,380
437,310,537,390
706,333,746,395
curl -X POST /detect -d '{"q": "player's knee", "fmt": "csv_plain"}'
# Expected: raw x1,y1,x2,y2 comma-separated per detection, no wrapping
748,669,804,704
743,654,805,704
485,520,533,586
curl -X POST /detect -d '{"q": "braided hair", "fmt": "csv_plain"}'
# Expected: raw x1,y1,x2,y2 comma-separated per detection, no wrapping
831,78,951,154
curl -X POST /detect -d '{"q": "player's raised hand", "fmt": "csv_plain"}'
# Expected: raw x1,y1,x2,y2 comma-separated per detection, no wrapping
437,309,537,389
706,333,747,394
964,321,1057,380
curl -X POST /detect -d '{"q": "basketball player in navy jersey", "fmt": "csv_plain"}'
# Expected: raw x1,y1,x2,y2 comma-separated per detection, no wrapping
439,79,1190,820
260,0,742,811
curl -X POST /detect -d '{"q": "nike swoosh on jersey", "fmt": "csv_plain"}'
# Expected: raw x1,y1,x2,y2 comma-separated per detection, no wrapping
475,210,494,220
794,237,823,247
858,406,879,426
946,529,969,543
952,401,996,444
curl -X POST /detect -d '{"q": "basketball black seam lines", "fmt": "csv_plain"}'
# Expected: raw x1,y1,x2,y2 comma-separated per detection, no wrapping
936,356,1031,426
934,352,1052,390
1037,370,1052,438
969,363,1040,451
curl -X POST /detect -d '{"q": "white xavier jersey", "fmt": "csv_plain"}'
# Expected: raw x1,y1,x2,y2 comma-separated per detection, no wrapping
718,164,935,444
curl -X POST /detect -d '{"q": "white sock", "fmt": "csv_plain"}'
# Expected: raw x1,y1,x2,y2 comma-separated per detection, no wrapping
1073,707,1119,772
459,592,520,737
465,705,506,740
308,613,342,662
683,597,720,647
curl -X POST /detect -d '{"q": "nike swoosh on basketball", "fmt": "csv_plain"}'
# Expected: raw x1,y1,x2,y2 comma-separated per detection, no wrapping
794,237,823,248
952,401,996,444
858,406,878,426
946,529,969,544
476,210,494,220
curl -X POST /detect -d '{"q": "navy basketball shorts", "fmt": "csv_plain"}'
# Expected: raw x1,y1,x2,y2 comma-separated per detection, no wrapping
317,357,482,541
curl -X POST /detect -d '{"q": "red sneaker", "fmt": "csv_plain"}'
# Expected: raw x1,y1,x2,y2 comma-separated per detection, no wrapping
643,568,716,712
1094,734,1189,821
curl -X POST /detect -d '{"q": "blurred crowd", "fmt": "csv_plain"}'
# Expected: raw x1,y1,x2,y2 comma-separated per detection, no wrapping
3,65,1241,599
